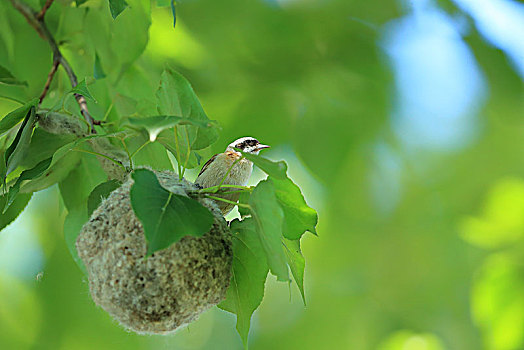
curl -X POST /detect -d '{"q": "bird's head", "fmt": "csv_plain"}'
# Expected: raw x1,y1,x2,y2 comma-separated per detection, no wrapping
227,137,270,155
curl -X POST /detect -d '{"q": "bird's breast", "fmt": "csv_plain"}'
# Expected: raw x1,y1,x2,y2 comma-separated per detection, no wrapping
195,153,253,188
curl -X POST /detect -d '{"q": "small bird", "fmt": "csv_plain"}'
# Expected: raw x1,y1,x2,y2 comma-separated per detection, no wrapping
195,136,270,215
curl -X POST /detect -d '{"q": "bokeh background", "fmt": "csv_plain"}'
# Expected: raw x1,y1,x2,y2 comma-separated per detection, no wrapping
1,0,524,348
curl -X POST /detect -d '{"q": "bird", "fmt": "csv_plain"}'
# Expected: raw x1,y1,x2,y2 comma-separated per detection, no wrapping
195,136,270,215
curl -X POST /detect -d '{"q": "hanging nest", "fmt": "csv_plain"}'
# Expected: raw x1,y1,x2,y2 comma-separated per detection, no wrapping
76,171,232,334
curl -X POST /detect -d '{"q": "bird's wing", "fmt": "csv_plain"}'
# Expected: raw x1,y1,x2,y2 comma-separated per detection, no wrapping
197,154,218,177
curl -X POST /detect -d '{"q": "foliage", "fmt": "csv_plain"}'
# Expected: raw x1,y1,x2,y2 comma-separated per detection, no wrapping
0,0,522,349
0,64,27,86
86,179,121,216
0,0,317,346
130,168,214,256
218,218,269,347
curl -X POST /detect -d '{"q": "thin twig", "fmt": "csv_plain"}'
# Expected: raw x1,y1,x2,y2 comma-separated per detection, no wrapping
205,195,251,209
39,56,59,103
212,189,251,195
36,0,54,20
174,127,182,179
198,184,252,194
120,138,133,169
9,0,99,133
102,102,113,122
181,126,191,178
129,140,151,159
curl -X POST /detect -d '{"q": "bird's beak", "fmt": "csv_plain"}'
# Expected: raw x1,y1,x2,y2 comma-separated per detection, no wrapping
256,144,270,151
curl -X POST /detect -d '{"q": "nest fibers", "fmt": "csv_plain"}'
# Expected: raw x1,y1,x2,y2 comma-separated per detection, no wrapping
76,171,232,334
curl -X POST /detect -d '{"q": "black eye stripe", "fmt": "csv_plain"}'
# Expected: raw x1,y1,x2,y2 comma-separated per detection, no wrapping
234,138,259,149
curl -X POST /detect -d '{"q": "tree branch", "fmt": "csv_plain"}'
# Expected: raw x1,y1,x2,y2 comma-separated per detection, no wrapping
39,56,59,103
9,0,98,133
36,0,54,20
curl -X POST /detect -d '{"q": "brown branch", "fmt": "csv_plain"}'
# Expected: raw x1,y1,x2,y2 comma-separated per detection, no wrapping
36,0,53,20
9,0,98,133
39,56,59,103
76,94,101,126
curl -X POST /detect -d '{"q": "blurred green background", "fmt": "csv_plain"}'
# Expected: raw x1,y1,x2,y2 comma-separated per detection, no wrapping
1,0,524,348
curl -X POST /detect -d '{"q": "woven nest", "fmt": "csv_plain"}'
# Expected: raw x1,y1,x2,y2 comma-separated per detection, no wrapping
76,171,232,334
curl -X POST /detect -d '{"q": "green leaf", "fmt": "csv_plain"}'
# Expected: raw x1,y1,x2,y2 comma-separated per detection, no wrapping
59,155,107,211
59,156,106,274
70,79,96,102
20,151,80,194
130,169,214,256
157,135,202,169
156,68,190,117
249,180,289,281
156,0,170,7
5,106,37,176
472,254,524,350
87,179,121,216
156,68,219,150
125,132,173,170
158,126,202,170
20,128,76,169
282,238,306,304
112,0,150,68
270,177,318,239
63,208,88,274
123,115,210,142
0,192,32,232
75,0,88,6
136,98,157,116
17,132,116,194
0,65,27,86
108,0,128,19
94,53,106,80
378,330,446,350
219,218,269,348
238,191,251,218
0,1,14,61
18,134,100,194
3,158,52,213
0,153,5,189
0,98,38,136
237,151,288,180
460,178,524,249
114,94,137,116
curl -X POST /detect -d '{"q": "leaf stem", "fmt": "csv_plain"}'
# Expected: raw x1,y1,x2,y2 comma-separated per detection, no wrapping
198,184,252,193
120,138,133,169
39,56,59,104
129,140,151,159
181,126,191,179
72,148,126,172
102,102,114,122
205,195,251,209
216,190,251,195
173,127,182,180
